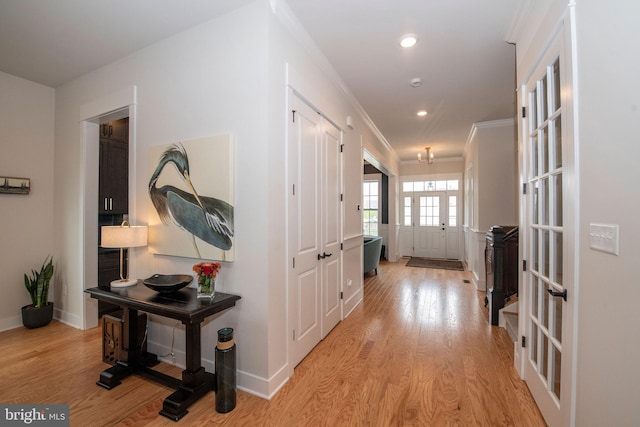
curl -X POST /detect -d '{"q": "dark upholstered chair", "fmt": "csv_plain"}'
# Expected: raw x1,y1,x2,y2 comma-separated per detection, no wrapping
363,236,382,275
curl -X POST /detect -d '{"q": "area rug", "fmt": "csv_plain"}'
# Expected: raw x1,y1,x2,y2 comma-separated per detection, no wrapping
406,257,464,271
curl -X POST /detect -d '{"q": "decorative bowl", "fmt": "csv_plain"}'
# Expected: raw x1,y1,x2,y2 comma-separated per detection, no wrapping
143,274,193,293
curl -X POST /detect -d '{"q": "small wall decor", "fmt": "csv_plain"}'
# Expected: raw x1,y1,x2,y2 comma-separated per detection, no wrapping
148,134,234,261
0,176,30,195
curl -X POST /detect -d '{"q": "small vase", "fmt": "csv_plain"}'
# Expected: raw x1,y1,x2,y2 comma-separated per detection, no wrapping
197,275,215,300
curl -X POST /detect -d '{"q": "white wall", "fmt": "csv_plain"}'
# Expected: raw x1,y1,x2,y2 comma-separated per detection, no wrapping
463,120,516,289
516,1,640,424
0,72,55,331
470,120,517,232
49,0,397,399
573,2,640,425
400,158,464,177
54,1,272,394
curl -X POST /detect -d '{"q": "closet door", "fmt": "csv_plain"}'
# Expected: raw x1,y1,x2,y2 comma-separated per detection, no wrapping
288,93,322,368
288,90,343,368
321,119,342,337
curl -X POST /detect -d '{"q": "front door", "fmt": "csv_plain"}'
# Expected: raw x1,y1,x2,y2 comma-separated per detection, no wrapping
521,21,575,427
413,192,446,258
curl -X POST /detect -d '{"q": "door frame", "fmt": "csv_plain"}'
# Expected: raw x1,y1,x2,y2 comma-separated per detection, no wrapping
80,87,137,331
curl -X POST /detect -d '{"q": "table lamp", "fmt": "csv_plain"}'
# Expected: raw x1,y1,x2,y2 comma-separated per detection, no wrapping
101,221,148,287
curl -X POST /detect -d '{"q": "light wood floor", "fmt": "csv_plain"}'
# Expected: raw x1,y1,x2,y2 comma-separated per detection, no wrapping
0,259,546,426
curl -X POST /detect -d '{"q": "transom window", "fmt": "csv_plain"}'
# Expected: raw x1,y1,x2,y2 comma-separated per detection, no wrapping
403,180,458,192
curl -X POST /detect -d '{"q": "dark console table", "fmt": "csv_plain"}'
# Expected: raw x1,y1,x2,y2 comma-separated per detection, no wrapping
85,282,241,421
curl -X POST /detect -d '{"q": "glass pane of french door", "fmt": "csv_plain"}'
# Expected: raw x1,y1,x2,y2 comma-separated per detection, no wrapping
527,56,565,404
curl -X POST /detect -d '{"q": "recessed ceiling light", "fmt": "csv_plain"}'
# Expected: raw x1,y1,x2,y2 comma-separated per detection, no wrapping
417,110,428,117
399,34,418,48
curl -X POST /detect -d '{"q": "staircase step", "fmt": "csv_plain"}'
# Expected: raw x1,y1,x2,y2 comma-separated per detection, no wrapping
504,312,518,342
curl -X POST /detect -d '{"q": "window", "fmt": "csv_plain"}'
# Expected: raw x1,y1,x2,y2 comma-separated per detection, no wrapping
449,196,457,227
404,197,412,226
363,180,379,236
402,179,459,192
420,196,439,226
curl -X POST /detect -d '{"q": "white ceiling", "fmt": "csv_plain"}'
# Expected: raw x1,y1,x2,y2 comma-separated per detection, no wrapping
0,0,522,162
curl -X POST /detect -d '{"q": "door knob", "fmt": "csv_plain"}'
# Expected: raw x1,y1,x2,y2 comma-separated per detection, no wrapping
546,288,567,301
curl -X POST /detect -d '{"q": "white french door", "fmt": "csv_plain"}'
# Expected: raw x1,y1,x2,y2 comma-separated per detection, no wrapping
288,90,342,369
521,20,575,427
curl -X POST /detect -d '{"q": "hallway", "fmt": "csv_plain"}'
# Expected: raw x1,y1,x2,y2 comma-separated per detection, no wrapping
268,259,546,425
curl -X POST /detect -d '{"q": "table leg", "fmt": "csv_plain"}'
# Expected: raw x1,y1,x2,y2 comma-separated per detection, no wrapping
97,308,139,389
159,321,215,421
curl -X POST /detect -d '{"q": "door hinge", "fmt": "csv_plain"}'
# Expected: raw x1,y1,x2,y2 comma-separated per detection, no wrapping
293,329,296,341
522,183,527,195
340,243,343,250
292,257,295,269
522,106,526,118
292,109,296,123
523,259,527,272
340,291,344,300
340,144,344,153
521,336,526,348
292,184,295,195
340,194,343,202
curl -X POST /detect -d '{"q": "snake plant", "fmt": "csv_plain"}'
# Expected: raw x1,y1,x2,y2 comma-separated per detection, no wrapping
24,256,54,308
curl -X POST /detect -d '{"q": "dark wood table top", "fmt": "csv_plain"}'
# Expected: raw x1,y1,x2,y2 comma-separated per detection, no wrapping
85,281,241,324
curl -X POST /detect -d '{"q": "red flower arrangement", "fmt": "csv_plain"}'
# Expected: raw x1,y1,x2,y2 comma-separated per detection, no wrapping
193,262,221,297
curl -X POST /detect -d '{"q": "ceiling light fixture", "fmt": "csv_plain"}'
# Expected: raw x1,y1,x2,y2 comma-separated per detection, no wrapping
417,110,428,117
418,146,434,164
410,77,423,87
399,34,418,48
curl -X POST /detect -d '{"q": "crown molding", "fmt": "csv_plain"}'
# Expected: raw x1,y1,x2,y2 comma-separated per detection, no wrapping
504,0,533,44
271,0,394,154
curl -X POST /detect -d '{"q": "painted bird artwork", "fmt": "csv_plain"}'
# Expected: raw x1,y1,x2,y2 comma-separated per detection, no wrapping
149,140,234,260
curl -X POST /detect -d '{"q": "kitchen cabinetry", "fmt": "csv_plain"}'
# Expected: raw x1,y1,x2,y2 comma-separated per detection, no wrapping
98,250,127,317
99,118,128,214
100,118,128,143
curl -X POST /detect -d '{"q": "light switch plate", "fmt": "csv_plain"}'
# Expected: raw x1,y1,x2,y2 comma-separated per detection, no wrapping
589,223,619,255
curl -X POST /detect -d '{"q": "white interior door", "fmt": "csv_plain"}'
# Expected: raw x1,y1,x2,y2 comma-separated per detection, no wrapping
320,119,342,336
288,93,322,368
521,24,574,427
413,192,446,258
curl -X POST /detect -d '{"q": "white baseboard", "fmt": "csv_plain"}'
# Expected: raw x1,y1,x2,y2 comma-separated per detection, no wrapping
0,315,22,332
148,338,290,400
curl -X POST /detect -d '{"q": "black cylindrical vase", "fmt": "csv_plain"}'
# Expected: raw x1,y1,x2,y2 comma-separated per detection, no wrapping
215,327,236,413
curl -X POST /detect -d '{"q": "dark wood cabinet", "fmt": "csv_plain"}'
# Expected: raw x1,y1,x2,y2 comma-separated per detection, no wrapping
99,118,129,214
485,225,519,325
98,250,126,317
100,119,128,143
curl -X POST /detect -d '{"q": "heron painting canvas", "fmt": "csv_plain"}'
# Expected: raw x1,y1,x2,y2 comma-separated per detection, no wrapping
148,134,234,261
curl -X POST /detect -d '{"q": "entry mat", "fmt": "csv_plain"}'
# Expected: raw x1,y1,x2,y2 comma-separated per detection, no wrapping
406,257,464,271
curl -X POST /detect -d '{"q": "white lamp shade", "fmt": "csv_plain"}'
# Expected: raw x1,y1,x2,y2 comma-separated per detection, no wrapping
101,225,148,248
